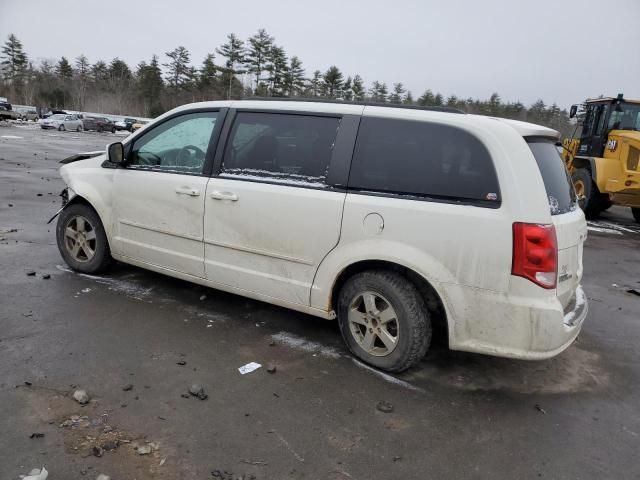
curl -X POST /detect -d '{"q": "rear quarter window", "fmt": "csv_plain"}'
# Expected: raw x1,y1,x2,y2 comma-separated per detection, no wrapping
527,138,577,215
348,117,501,206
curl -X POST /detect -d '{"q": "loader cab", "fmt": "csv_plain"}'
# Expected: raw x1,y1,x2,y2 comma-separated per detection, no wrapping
574,100,612,158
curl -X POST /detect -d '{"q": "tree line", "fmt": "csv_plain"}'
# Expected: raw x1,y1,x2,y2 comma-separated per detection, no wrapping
0,31,571,133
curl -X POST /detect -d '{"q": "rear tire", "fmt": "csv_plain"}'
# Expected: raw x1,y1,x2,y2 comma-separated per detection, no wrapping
632,208,640,223
76,124,83,132
572,168,606,219
56,203,113,274
337,270,431,372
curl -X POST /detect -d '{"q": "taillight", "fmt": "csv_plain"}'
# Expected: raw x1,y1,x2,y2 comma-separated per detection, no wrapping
512,223,557,289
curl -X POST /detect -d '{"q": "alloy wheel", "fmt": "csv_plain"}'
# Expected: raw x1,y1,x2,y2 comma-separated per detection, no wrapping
348,291,400,356
64,215,97,262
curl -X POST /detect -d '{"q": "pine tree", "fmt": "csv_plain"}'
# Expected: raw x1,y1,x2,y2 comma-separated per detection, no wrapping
216,33,245,99
56,57,73,80
369,81,387,102
163,46,191,92
322,65,343,99
245,28,274,92
91,60,109,85
138,55,164,116
342,76,353,101
389,83,405,103
1,34,28,84
74,55,90,110
308,70,322,97
109,58,132,83
417,89,435,106
198,53,218,99
283,56,305,97
351,75,365,101
403,91,414,105
265,45,288,96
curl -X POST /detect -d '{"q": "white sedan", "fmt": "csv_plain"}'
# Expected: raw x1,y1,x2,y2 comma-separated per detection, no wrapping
39,114,83,131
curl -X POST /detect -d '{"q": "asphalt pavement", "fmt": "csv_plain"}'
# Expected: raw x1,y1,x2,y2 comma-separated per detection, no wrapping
1,122,639,480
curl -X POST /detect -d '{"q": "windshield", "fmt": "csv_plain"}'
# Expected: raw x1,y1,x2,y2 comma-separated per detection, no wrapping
608,102,640,131
527,138,578,215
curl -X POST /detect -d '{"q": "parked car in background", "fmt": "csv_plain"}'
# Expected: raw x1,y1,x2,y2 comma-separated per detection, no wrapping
0,98,21,121
42,109,68,119
14,106,39,121
82,116,116,133
53,99,588,372
39,114,83,131
131,120,149,132
114,117,137,132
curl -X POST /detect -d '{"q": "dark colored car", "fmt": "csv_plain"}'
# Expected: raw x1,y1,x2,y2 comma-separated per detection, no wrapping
83,116,116,133
114,117,137,132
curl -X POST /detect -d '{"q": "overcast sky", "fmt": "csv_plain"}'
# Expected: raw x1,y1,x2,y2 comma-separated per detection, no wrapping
1,0,638,108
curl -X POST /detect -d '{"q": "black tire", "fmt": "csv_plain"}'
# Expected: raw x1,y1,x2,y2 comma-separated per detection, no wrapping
572,168,605,219
58,124,65,131
111,127,116,134
632,208,640,223
76,124,82,132
56,203,113,274
337,270,431,372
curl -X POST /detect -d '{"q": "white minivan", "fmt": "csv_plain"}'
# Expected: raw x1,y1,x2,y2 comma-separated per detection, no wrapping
54,100,588,372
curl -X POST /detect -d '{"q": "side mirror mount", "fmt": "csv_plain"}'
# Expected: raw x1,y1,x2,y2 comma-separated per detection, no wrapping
569,105,578,118
107,142,125,165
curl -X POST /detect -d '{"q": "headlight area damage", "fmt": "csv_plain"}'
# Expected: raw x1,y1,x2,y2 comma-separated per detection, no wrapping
47,187,77,224
47,151,103,224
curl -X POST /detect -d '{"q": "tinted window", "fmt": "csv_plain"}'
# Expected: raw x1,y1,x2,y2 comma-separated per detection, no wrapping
221,112,341,185
349,117,500,205
527,139,577,215
128,112,218,174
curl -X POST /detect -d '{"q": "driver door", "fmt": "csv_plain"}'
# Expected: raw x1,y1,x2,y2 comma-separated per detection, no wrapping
111,110,224,277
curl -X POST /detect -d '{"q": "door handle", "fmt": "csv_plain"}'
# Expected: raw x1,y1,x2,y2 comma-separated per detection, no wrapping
175,186,200,196
210,190,238,201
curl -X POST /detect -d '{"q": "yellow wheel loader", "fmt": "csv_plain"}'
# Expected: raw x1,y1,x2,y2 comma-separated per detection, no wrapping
561,94,640,222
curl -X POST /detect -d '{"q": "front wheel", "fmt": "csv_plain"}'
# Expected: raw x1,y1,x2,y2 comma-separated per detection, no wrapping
338,270,431,372
632,208,640,223
76,124,83,132
56,203,113,274
58,124,65,131
572,168,606,219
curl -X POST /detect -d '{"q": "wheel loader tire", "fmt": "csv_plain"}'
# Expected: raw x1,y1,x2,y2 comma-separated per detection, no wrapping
572,168,605,219
632,208,640,224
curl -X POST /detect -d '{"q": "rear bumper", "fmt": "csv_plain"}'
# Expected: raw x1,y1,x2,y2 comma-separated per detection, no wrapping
444,283,588,360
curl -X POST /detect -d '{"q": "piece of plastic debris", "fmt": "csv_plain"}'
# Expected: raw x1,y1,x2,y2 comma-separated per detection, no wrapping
188,384,208,400
73,389,90,405
238,362,262,375
22,467,48,480
376,401,394,413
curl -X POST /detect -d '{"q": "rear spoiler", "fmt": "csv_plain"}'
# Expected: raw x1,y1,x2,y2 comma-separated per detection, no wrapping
60,151,104,164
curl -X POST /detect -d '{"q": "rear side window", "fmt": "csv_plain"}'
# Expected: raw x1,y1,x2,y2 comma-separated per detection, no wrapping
221,112,341,185
348,117,501,206
527,139,577,215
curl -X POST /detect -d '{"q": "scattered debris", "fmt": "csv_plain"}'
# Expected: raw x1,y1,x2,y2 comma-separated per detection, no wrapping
159,457,167,467
135,442,158,455
41,274,51,280
238,362,262,375
180,393,190,399
26,270,36,276
266,364,277,374
21,467,48,480
176,360,187,366
92,446,103,457
392,455,402,462
535,404,547,414
376,401,394,413
211,470,256,480
122,384,134,391
188,384,208,400
29,433,45,439
24,381,32,386
72,389,90,405
627,289,640,297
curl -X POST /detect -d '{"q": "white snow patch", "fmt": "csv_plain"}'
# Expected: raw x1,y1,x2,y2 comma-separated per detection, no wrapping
563,285,587,326
587,224,623,235
593,221,639,234
56,264,154,300
1,135,23,139
271,331,341,359
352,359,425,392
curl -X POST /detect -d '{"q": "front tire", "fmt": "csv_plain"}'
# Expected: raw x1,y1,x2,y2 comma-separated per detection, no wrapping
76,124,83,132
572,168,606,219
58,124,65,131
337,270,431,372
56,203,113,274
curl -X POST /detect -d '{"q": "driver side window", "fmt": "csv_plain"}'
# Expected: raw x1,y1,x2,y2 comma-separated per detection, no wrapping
128,111,218,174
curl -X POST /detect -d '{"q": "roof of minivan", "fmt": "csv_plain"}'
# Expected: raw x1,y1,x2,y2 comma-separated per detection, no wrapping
169,100,560,139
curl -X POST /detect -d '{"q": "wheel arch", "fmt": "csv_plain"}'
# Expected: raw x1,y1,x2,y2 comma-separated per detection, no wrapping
328,259,450,347
572,156,597,181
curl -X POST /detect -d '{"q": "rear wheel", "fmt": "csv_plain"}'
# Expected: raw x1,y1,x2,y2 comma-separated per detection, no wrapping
572,168,606,219
632,208,640,223
76,124,83,132
338,270,431,372
56,203,113,274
